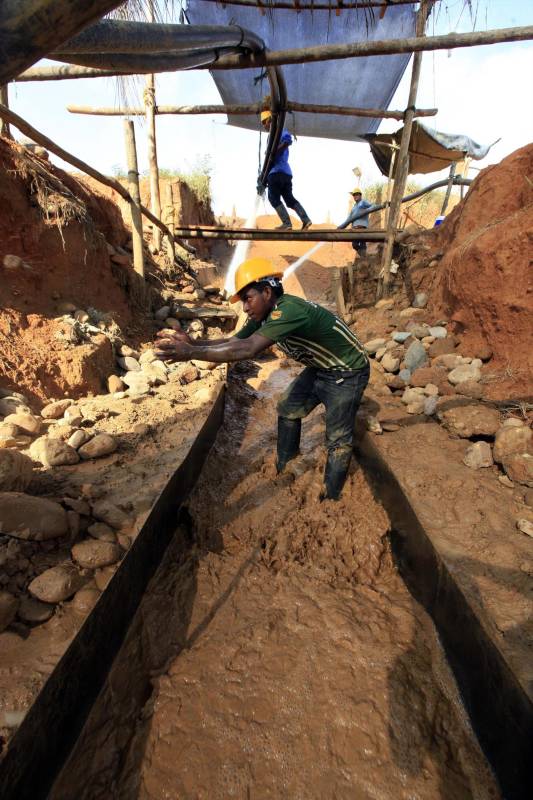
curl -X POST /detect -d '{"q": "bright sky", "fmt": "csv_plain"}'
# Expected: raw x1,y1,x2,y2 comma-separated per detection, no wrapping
7,1,533,223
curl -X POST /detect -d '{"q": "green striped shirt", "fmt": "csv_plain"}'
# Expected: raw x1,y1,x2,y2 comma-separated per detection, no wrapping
235,294,368,371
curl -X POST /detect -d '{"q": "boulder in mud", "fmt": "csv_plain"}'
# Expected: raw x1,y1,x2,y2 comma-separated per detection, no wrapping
0,397,31,416
0,591,18,632
364,338,387,355
3,412,42,436
448,364,481,385
432,353,463,370
28,564,85,603
107,375,125,394
88,521,117,543
493,425,532,463
68,430,91,450
30,437,80,467
122,371,150,395
0,492,68,540
412,292,428,308
175,363,199,385
410,366,447,388
142,360,168,386
516,519,533,538
381,353,399,373
439,405,500,439
456,380,484,400
17,595,55,624
78,433,118,460
71,587,101,614
502,454,533,487
94,565,117,592
401,387,425,406
404,340,428,372
118,344,140,360
0,450,33,492
91,499,129,530
117,356,140,372
41,399,73,419
71,540,121,569
463,442,494,469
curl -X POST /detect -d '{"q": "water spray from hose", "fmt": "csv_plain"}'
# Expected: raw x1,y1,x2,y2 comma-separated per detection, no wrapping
224,194,262,295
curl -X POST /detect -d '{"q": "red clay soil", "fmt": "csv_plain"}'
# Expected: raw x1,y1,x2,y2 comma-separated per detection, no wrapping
0,139,137,404
422,143,533,401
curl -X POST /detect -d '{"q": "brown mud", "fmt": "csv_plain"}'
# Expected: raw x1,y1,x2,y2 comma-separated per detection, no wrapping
51,359,500,800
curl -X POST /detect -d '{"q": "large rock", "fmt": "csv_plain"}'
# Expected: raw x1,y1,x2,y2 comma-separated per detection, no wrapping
363,338,387,355
503,454,533,487
142,360,168,386
88,521,117,543
139,349,157,365
28,564,85,603
78,434,118,460
72,587,100,614
448,364,482,385
428,338,456,358
117,356,140,372
392,332,411,344
463,441,494,469
0,397,31,416
3,412,42,436
91,499,129,529
0,450,33,492
71,540,121,569
175,363,199,385
68,430,91,450
30,437,79,467
404,340,428,372
0,591,18,632
428,326,447,339
493,426,533,464
401,387,426,406
122,372,150,395
381,353,399,373
412,292,428,309
432,353,464,370
439,405,500,439
17,596,55,624
0,493,68,540
41,399,73,419
107,375,125,394
456,380,484,400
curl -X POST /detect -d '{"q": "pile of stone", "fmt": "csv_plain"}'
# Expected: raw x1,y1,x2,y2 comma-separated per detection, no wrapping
0,394,118,467
0,491,134,633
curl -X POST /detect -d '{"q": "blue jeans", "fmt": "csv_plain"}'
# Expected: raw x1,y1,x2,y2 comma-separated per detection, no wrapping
276,365,370,500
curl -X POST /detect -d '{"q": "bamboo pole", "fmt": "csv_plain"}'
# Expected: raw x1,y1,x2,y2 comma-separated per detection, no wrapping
145,78,162,252
384,138,398,228
145,0,162,254
0,102,194,256
171,227,393,241
440,162,456,215
123,120,144,279
66,101,438,121
195,0,430,7
379,0,428,296
0,85,10,138
211,25,533,69
14,25,533,82
0,0,123,85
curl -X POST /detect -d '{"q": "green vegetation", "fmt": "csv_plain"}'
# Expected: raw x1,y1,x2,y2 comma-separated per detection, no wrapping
110,155,213,206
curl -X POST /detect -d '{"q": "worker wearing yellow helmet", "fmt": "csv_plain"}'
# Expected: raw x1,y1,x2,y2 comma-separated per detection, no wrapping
338,187,375,261
156,257,369,501
259,109,312,232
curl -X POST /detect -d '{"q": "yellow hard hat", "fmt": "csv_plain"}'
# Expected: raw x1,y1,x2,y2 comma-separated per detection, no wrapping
260,110,272,123
350,187,362,195
229,257,283,303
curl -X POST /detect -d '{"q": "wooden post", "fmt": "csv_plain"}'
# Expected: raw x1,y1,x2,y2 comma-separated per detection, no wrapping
379,0,429,296
331,268,346,319
0,85,11,138
162,182,175,262
440,161,456,215
145,1,162,253
384,138,398,228
123,120,144,279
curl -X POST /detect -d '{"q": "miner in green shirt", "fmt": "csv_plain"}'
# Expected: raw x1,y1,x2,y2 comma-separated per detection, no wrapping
155,258,370,500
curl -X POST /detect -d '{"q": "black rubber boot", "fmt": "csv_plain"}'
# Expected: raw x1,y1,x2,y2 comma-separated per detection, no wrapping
292,201,312,230
323,446,352,500
276,416,301,472
274,204,292,230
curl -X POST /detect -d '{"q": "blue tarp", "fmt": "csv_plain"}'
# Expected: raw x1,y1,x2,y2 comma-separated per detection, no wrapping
185,1,418,141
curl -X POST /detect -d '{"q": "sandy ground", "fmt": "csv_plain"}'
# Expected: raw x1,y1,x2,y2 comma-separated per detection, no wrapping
50,360,500,800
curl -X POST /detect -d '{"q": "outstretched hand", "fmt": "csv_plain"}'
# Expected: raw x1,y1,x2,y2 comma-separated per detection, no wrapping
155,328,192,362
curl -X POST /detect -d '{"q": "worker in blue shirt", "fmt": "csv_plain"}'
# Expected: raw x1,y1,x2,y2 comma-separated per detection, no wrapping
260,110,312,231
338,188,375,261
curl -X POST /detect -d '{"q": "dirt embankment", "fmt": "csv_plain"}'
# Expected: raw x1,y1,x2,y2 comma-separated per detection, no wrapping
410,143,533,401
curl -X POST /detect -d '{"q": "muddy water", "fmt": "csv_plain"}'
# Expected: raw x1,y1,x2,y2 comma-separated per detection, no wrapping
50,359,500,800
